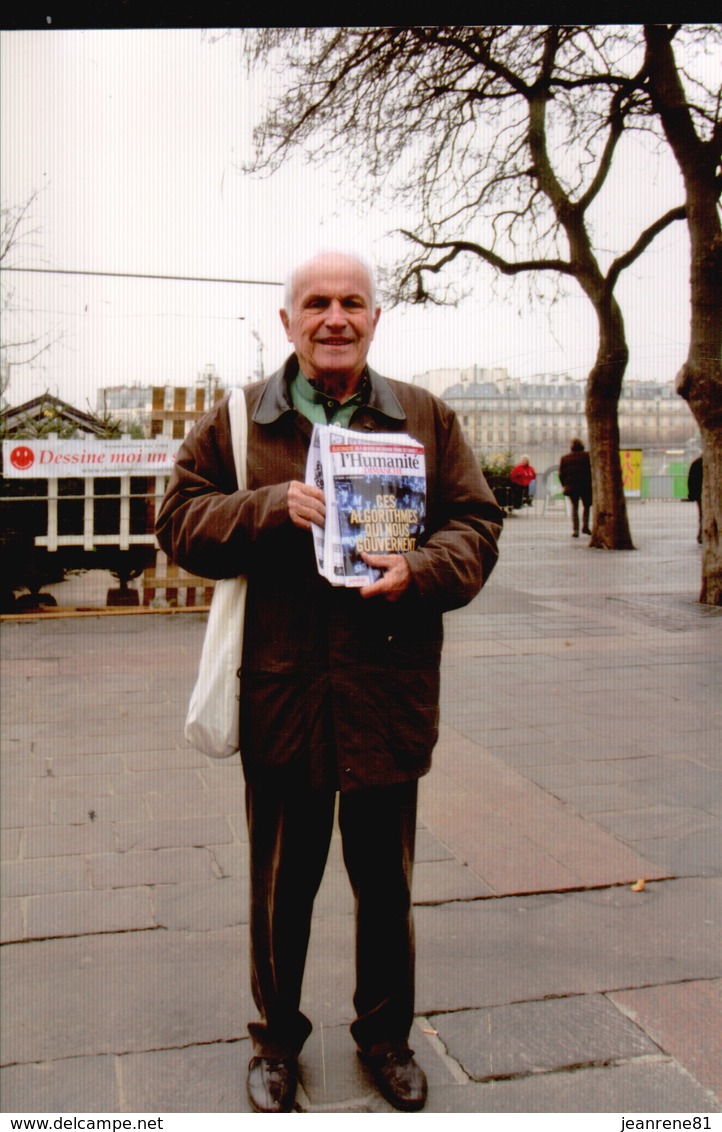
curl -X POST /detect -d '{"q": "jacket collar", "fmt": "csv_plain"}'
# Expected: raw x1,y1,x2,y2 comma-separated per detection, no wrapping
252,354,406,427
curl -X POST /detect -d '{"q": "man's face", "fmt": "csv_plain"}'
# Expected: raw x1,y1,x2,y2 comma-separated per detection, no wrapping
280,255,381,388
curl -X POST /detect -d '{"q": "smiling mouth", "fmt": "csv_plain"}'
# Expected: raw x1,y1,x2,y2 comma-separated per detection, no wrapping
317,338,353,346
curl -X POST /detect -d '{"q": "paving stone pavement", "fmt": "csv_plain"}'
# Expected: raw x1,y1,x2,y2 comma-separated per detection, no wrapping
1,501,720,1114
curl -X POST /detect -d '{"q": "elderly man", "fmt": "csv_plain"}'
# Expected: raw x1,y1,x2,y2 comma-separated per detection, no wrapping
156,252,503,1113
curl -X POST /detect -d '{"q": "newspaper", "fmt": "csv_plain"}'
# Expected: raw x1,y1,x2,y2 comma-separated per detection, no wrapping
306,424,426,587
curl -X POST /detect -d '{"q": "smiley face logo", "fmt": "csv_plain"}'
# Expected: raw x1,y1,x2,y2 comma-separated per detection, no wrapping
9,445,35,471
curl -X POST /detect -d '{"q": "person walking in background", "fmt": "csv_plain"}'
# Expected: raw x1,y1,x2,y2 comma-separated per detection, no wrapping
559,439,593,538
687,455,703,544
510,455,536,509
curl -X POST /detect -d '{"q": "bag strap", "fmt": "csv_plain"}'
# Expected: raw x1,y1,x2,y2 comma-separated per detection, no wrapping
227,388,248,491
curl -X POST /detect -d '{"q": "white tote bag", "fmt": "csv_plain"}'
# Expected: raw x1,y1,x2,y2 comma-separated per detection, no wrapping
184,389,248,758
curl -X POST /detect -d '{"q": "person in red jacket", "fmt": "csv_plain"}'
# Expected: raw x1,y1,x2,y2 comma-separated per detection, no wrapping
510,456,536,509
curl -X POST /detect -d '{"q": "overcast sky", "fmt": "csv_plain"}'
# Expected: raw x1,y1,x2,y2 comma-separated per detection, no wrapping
1,28,699,411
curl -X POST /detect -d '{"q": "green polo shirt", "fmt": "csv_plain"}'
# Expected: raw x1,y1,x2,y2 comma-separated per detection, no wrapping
290,368,368,427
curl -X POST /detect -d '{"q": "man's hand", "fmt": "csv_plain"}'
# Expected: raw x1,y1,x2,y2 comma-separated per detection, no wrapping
358,552,412,602
288,481,326,530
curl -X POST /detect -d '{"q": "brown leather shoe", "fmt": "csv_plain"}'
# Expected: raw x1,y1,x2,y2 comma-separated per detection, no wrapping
359,1048,428,1112
247,1056,297,1113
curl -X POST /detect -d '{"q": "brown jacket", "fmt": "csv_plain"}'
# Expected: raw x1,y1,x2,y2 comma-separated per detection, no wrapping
156,357,503,790
559,449,592,501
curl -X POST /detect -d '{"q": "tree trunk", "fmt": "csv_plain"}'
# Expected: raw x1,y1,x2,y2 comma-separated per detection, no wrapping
696,424,722,604
675,185,722,604
585,297,635,550
643,24,722,604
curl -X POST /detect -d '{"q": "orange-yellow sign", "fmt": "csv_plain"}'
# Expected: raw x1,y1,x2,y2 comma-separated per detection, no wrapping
621,449,643,497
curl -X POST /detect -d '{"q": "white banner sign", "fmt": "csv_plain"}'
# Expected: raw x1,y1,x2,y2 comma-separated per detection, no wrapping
2,438,181,478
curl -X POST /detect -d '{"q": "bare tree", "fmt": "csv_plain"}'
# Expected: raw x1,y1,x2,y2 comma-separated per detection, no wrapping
243,26,703,550
1,190,58,399
643,25,722,604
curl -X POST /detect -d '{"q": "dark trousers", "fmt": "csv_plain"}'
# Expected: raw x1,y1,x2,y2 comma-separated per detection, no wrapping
245,777,418,1058
511,483,528,509
569,492,591,534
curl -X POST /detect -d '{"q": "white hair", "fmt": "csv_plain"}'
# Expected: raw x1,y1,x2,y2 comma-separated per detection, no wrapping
283,251,377,310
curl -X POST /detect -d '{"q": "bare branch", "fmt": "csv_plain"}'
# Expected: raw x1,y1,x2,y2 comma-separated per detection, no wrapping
1,191,42,264
577,85,636,211
397,230,574,304
1,189,60,391
607,206,687,291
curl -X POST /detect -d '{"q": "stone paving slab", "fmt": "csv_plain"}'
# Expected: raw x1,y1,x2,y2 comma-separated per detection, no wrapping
119,1039,253,1114
430,993,660,1081
593,804,718,843
1,1055,120,1114
524,754,696,790
631,829,722,878
310,870,353,918
1,828,22,859
421,726,668,895
21,824,119,858
25,888,156,940
89,847,216,889
413,879,722,1015
209,842,248,877
413,857,495,902
152,878,248,931
113,817,235,853
50,795,150,826
0,898,24,945
426,1061,720,1113
0,929,250,1063
2,855,89,897
0,796,52,830
610,980,722,1103
144,788,238,821
536,769,722,817
298,1019,456,1110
